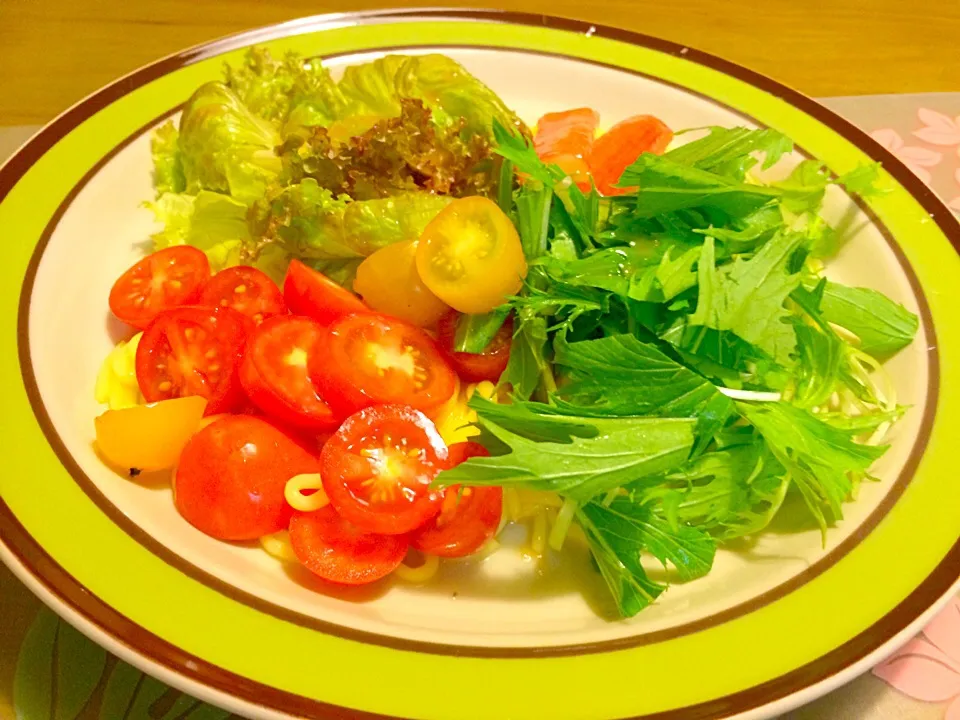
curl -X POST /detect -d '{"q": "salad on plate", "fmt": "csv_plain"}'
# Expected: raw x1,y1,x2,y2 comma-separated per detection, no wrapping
94,48,919,619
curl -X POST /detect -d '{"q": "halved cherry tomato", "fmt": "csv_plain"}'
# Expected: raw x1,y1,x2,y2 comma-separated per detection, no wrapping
109,246,211,329
320,405,447,535
413,442,502,558
534,108,600,191
590,115,673,196
94,396,208,472
136,305,250,415
289,506,408,585
240,315,339,430
173,415,318,540
283,259,368,325
415,197,527,315
312,313,456,415
436,310,513,383
353,239,449,328
199,265,287,324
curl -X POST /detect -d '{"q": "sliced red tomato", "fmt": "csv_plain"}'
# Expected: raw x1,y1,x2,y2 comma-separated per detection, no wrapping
199,265,287,324
320,405,448,535
436,310,513,383
534,108,600,191
109,246,210,329
590,115,673,196
312,313,456,415
240,315,340,430
173,415,318,540
283,259,368,325
289,506,408,585
412,442,501,558
136,305,250,415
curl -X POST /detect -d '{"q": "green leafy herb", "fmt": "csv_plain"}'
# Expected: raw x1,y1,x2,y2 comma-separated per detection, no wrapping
688,234,802,367
738,402,886,534
437,399,696,502
620,154,780,219
576,506,666,617
634,441,790,539
454,307,510,353
817,281,919,355
665,126,792,179
554,334,729,419
579,494,716,617
499,311,550,401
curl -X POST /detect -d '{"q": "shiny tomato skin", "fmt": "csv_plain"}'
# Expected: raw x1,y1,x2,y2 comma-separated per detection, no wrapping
199,265,287,324
288,506,409,585
320,404,448,535
353,239,449,328
311,313,456,416
109,246,211,329
414,197,527,315
436,310,513,383
283,259,368,325
135,305,251,415
590,115,673,196
173,415,319,540
412,442,502,558
239,315,340,431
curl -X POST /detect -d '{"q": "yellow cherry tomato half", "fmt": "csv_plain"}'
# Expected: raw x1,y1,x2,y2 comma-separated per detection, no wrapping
353,239,450,328
94,395,208,473
415,197,527,314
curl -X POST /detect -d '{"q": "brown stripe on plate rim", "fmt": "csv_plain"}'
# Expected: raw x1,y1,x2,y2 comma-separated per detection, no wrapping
0,8,956,720
12,41,941,658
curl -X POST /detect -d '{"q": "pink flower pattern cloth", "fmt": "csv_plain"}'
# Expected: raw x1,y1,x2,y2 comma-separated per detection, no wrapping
869,108,960,212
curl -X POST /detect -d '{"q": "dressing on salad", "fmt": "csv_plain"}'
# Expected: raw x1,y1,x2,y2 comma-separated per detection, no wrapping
93,47,919,619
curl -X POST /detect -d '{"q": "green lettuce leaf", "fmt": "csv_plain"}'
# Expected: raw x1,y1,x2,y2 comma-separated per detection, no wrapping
147,191,290,278
150,121,185,196
252,178,451,268
223,47,348,131
394,54,529,138
177,82,282,204
337,55,409,118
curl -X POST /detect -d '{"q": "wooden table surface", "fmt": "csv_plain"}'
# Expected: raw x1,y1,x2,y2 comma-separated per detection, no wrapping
1,0,959,125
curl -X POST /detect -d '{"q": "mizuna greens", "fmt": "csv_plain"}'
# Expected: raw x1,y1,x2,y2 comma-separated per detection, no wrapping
436,123,918,618
143,48,919,619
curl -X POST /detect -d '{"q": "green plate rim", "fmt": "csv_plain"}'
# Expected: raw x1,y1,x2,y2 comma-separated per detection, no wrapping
1,9,959,720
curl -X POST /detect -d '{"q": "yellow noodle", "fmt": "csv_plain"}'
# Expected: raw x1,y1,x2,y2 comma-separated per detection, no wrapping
95,333,143,409
260,530,298,563
394,553,440,583
504,488,522,522
530,507,548,557
284,473,329,512
548,497,580,552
